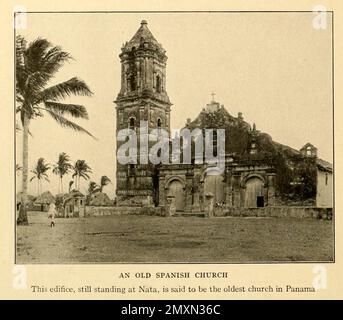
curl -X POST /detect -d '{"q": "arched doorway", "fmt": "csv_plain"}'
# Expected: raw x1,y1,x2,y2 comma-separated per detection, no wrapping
244,177,265,208
204,174,224,204
166,180,185,211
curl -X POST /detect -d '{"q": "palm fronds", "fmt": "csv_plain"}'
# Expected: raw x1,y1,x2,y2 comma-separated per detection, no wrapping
30,157,50,195
15,36,93,137
72,159,92,190
43,108,95,138
100,175,112,192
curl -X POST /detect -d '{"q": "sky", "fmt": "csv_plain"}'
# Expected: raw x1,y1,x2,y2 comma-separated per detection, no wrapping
16,12,333,198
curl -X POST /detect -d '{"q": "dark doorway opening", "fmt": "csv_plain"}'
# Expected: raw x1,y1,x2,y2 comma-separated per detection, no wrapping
152,167,159,207
257,196,264,208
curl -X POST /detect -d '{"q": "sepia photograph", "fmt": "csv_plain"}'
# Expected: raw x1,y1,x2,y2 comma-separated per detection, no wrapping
15,12,334,264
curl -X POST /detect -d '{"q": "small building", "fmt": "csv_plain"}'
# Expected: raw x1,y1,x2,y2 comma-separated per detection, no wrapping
62,190,85,217
34,191,55,212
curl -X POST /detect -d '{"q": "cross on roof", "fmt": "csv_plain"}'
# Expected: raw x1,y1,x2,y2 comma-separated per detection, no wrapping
211,92,216,101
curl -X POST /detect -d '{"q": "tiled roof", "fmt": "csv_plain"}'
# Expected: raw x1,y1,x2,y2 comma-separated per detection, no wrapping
317,158,333,172
123,20,164,52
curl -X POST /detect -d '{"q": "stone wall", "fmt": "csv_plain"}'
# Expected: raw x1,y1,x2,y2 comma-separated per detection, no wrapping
85,206,163,217
85,205,332,220
218,206,333,220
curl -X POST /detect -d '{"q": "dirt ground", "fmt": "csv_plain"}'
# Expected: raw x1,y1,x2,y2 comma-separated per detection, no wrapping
16,211,334,263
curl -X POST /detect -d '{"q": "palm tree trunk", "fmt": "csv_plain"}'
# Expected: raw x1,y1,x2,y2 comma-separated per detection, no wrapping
61,176,63,193
17,114,29,225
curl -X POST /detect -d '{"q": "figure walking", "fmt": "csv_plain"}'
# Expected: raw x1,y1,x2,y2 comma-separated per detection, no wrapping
48,203,56,227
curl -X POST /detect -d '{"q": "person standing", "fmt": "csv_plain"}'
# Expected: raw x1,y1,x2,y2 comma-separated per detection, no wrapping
48,203,56,227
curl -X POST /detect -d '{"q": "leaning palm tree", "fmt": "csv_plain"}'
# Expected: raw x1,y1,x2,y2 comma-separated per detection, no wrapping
86,181,100,205
16,36,93,225
53,152,73,194
99,175,112,192
72,160,92,190
30,158,50,196
88,181,100,195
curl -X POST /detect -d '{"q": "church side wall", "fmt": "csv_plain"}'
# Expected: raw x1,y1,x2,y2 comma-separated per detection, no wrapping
316,170,333,207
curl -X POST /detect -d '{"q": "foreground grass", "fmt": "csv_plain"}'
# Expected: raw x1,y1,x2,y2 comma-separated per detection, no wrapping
16,212,334,263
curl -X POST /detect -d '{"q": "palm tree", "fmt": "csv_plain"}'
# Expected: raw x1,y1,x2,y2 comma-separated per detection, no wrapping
53,152,73,194
86,181,100,205
30,158,50,196
72,160,92,190
68,180,74,193
88,181,100,194
16,36,93,225
99,175,112,192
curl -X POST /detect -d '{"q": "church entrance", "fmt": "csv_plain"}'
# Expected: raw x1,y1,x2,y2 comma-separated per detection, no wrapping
204,174,224,204
244,177,264,208
167,180,185,212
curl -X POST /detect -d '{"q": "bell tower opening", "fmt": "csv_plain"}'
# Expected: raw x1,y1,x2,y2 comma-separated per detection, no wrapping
129,74,136,91
129,117,135,129
156,74,161,93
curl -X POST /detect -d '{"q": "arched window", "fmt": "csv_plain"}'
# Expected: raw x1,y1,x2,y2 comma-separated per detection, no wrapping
129,117,135,129
157,118,162,128
156,118,162,137
306,146,312,156
129,74,136,91
129,164,135,176
213,130,218,157
156,74,161,93
213,130,217,141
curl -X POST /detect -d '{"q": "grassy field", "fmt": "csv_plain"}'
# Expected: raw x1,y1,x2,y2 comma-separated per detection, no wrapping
16,212,334,263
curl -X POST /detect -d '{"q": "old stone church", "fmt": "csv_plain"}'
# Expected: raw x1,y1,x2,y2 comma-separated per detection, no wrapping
114,20,333,211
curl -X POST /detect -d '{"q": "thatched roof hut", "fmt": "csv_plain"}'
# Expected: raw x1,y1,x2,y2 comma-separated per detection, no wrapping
89,192,113,206
35,191,55,204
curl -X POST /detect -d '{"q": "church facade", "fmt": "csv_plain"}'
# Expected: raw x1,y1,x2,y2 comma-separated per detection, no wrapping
114,21,333,211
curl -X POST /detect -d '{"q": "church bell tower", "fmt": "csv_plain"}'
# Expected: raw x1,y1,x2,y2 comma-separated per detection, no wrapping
115,20,172,206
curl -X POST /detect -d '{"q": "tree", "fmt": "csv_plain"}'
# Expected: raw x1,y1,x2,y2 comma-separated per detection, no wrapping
16,36,93,225
68,180,74,193
88,181,100,195
86,181,100,204
72,160,92,190
53,152,73,194
99,175,112,192
30,158,50,196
